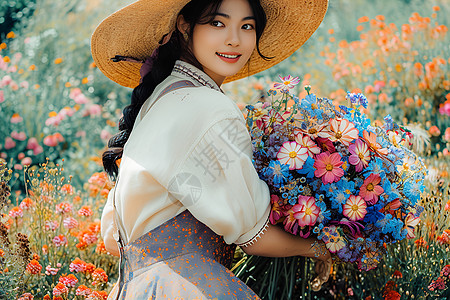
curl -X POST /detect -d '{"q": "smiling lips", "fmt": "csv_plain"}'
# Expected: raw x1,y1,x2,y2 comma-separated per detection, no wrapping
216,52,242,63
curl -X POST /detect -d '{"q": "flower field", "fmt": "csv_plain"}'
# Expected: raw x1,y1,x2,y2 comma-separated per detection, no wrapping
0,0,449,299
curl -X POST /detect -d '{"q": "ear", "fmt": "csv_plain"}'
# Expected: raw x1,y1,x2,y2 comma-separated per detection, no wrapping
176,15,190,34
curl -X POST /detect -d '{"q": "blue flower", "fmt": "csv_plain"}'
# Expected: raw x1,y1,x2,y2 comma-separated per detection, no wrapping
364,157,386,179
403,179,424,206
364,203,385,223
383,114,393,131
300,94,323,119
296,156,315,178
346,92,368,108
316,200,331,223
264,160,290,187
382,180,400,202
336,178,355,196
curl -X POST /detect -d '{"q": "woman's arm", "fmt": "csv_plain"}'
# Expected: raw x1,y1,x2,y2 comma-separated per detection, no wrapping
241,223,330,260
241,223,332,290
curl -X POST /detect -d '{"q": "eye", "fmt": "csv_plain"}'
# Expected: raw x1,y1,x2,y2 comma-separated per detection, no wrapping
242,24,255,30
211,20,225,27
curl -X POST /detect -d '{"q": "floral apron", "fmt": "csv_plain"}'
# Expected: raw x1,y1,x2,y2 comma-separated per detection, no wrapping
108,210,260,299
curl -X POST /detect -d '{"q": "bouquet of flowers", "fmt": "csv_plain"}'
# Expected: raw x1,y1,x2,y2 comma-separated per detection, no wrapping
245,75,427,271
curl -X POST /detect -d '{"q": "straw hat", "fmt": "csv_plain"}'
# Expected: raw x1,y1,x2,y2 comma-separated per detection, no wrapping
91,0,328,88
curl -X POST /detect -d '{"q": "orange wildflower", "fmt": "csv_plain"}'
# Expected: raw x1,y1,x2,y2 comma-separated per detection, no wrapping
6,31,15,39
82,77,89,84
375,15,385,21
60,184,74,194
26,259,42,275
54,58,63,64
358,16,369,23
433,6,440,11
89,62,96,68
29,64,36,71
378,93,388,103
356,25,364,32
0,43,6,49
429,126,441,136
414,237,427,249
92,268,108,285
328,28,334,34
404,97,415,107
338,40,348,48
3,56,10,63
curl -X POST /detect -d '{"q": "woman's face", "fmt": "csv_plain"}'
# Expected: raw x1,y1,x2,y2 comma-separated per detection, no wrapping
191,0,257,86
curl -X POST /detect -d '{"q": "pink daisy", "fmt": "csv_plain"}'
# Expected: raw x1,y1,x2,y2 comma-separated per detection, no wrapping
314,152,344,184
294,133,321,157
273,75,300,90
343,195,367,221
277,141,308,170
293,196,320,227
348,139,371,172
359,173,384,204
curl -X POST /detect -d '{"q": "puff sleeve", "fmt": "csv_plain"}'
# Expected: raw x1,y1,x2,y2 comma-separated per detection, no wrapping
167,117,271,246
100,186,120,256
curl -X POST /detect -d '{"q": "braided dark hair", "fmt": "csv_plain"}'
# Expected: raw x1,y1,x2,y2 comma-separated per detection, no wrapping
103,0,269,180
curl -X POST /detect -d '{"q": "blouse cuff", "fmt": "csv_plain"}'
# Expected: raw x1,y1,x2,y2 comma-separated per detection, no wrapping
235,205,271,247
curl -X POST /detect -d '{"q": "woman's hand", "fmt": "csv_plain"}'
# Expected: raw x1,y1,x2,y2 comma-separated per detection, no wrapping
311,256,332,291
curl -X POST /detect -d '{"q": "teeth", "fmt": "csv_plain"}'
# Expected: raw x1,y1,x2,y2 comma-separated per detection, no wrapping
217,53,239,59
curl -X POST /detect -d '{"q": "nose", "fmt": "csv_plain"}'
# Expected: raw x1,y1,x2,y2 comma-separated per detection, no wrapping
225,27,240,47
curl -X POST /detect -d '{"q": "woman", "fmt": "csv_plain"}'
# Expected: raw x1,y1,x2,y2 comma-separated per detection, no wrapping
91,0,330,298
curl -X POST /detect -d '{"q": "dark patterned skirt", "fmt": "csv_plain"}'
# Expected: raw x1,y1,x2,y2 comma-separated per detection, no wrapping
108,210,260,299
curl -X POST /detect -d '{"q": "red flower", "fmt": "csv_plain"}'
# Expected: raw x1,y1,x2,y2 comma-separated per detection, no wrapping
392,270,402,279
383,290,401,300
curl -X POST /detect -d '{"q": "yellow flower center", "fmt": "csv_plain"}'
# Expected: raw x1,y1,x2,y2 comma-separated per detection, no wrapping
352,204,359,212
284,81,291,85
309,128,317,134
367,183,374,191
289,151,297,158
358,153,365,159
311,103,318,110
326,164,333,171
305,207,312,215
270,116,277,123
335,131,343,139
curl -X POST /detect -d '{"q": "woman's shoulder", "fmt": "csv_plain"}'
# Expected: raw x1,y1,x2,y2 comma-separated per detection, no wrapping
159,82,244,123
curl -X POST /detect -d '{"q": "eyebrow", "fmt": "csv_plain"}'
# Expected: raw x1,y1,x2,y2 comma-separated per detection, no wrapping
214,12,255,21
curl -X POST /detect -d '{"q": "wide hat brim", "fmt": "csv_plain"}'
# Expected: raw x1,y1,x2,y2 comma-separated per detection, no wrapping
91,0,328,88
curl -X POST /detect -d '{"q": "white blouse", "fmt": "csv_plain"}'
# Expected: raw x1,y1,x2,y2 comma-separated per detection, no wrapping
101,61,271,255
